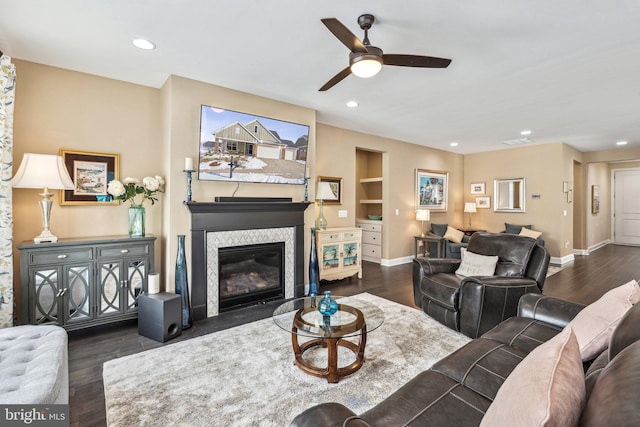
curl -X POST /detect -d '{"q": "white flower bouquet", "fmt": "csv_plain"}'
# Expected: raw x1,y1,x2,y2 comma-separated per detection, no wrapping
107,176,165,207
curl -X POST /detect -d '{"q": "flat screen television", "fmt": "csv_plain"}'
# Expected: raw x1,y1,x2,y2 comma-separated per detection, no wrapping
198,104,309,184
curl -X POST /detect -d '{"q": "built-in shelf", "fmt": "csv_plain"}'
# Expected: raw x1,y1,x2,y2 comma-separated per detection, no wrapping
360,199,383,204
359,177,383,183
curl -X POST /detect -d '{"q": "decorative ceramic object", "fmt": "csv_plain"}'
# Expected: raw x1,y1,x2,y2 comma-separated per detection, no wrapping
318,291,339,316
128,206,145,237
175,235,192,329
308,228,320,296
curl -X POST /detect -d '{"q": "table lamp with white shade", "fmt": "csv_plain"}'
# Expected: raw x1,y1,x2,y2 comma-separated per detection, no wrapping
416,209,430,237
315,181,338,230
12,153,75,243
464,202,477,228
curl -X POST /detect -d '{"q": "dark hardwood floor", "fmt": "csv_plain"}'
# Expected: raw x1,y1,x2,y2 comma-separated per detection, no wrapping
68,244,640,426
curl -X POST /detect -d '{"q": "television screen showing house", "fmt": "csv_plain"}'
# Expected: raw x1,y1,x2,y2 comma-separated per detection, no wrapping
198,104,309,184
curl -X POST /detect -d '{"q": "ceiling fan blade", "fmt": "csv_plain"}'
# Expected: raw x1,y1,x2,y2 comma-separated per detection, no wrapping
319,66,352,91
383,54,452,68
321,18,368,53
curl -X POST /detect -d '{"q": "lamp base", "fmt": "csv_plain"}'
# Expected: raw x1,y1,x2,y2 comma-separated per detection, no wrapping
34,229,58,243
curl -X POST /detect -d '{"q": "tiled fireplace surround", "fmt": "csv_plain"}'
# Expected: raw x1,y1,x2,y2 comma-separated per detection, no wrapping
187,199,310,320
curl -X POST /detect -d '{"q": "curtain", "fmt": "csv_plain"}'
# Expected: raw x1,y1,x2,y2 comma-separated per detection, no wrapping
0,54,16,327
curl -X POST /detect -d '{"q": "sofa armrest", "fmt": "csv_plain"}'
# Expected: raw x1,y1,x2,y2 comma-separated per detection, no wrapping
291,403,369,427
458,276,542,338
517,293,585,329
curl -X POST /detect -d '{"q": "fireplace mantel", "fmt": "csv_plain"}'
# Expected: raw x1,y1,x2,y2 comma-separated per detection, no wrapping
186,199,311,320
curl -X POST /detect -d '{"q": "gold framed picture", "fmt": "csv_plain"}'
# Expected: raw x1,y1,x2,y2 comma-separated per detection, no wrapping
317,176,342,205
59,149,119,205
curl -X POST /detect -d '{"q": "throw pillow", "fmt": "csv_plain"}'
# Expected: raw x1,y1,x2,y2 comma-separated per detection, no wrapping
519,227,542,239
431,223,448,237
504,223,532,234
455,250,499,277
480,328,585,427
443,226,465,244
566,279,640,361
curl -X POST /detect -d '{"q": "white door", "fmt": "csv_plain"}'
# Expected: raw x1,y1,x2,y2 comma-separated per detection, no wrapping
613,169,640,245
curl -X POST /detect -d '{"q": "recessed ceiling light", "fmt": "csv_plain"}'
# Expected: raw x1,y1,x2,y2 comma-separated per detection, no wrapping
616,141,628,146
346,100,358,108
132,38,156,50
450,142,459,147
520,130,532,135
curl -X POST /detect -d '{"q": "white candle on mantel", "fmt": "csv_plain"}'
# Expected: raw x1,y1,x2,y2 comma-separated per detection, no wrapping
184,157,194,171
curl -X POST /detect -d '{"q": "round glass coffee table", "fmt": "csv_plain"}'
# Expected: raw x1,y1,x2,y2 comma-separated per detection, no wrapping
273,295,384,383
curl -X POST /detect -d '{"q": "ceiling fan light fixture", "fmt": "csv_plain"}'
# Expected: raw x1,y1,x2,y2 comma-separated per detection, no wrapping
350,55,383,78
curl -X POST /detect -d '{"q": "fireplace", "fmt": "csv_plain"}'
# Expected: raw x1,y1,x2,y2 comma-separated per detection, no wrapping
187,198,310,320
218,242,285,312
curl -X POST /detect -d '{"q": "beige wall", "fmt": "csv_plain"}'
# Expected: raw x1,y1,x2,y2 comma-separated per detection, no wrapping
464,143,579,258
316,124,464,261
586,162,610,247
161,75,316,290
12,60,164,301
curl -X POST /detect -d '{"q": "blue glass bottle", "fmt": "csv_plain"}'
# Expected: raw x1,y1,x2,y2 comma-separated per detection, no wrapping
175,235,192,329
318,291,339,316
308,228,320,296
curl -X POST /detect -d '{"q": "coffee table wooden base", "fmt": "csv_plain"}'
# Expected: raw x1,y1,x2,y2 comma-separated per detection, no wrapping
291,327,367,383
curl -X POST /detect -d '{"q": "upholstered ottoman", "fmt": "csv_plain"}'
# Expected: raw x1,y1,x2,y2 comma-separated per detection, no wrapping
0,325,69,404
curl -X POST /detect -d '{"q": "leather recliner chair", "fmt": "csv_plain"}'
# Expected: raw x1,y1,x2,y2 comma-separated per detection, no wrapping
413,232,550,338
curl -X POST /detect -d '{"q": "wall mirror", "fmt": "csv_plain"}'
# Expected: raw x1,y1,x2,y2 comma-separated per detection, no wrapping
494,178,526,212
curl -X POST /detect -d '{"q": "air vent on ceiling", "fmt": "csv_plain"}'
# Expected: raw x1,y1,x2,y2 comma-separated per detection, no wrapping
502,138,532,146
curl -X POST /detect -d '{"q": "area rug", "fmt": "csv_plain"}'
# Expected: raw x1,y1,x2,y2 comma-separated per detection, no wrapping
103,293,470,427
546,265,564,277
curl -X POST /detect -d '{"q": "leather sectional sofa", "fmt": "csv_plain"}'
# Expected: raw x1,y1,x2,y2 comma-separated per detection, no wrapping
291,293,640,426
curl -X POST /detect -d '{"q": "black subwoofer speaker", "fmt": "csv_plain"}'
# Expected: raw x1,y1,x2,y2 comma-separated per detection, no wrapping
138,292,182,342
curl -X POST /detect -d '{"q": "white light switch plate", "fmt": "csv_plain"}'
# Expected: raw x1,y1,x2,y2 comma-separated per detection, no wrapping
338,210,347,218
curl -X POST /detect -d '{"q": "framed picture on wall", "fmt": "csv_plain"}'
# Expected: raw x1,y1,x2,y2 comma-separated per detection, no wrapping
470,182,485,194
592,185,600,214
475,196,491,208
416,169,448,211
59,149,119,205
317,176,342,205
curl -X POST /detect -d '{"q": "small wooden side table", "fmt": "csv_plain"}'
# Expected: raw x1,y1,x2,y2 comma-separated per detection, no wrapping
414,236,445,258
459,229,485,237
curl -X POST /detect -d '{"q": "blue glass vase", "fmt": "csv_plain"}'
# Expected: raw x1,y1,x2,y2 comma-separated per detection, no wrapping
308,228,320,296
175,235,192,329
318,291,339,316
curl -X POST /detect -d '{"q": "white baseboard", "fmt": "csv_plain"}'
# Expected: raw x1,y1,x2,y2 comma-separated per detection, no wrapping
550,253,575,266
381,256,414,267
573,239,611,257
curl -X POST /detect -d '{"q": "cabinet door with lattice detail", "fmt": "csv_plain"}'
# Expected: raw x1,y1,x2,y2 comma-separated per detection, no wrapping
31,267,63,326
64,263,93,325
124,258,147,313
98,260,124,316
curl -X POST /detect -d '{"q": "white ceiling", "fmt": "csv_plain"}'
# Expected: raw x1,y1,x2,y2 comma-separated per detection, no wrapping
1,0,640,154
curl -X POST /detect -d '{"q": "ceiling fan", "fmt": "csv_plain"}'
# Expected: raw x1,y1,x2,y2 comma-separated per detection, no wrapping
319,14,452,91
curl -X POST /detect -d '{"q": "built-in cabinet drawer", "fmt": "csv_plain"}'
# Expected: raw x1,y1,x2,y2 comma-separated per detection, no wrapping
362,243,380,259
356,219,382,263
362,231,381,245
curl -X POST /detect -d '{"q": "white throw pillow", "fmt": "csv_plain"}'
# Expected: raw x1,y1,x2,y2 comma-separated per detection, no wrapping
444,226,465,243
480,328,585,427
455,250,499,277
520,227,542,239
566,279,640,361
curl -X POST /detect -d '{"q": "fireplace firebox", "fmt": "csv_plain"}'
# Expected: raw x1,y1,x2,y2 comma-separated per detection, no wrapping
218,242,285,312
